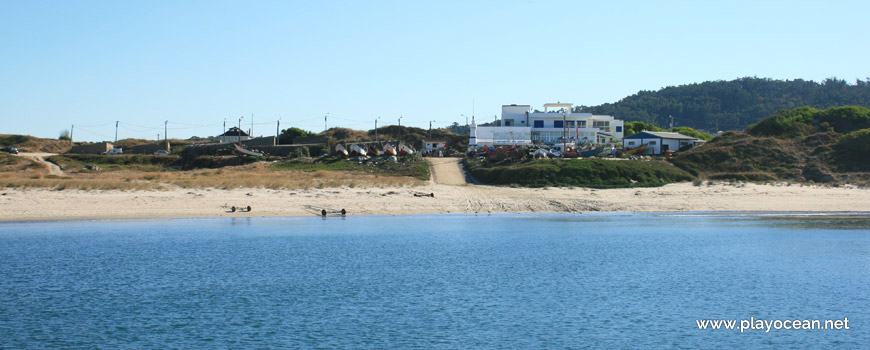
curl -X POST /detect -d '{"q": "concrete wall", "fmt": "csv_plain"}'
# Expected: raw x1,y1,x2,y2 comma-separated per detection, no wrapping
292,135,328,145
69,142,112,154
241,136,275,147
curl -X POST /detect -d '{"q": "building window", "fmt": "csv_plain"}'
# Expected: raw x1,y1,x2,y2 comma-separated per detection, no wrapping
616,126,622,132
627,141,636,145
566,121,575,127
554,120,564,128
593,121,610,128
533,120,544,128
577,121,586,128
649,141,657,145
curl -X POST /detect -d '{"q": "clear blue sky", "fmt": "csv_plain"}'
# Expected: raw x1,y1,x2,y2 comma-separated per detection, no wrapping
2,0,868,141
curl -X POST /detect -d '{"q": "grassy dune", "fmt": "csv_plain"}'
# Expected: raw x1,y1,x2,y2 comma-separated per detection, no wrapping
1,154,428,191
464,158,693,188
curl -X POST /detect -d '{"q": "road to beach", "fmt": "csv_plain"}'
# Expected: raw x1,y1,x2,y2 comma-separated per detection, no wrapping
3,158,870,221
426,157,472,185
19,152,63,176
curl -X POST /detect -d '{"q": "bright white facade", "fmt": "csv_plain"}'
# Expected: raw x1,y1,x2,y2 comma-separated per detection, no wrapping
623,131,705,155
470,103,624,147
422,140,447,153
219,127,253,143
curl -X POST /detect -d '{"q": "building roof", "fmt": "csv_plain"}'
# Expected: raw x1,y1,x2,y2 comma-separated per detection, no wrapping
623,131,699,140
219,127,250,137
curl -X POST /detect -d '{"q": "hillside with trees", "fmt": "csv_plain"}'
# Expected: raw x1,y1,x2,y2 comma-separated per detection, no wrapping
576,77,870,132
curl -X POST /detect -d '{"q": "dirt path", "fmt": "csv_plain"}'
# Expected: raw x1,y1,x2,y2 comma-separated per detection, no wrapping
20,152,63,176
426,157,471,185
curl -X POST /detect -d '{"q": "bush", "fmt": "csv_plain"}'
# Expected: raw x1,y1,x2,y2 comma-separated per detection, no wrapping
835,128,870,171
294,147,310,158
464,158,693,188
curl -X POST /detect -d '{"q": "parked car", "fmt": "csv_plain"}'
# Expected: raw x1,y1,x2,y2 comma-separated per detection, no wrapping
153,150,170,155
1,147,19,154
102,148,123,155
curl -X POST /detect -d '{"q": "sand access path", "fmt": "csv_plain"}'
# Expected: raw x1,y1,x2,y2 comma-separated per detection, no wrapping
19,152,63,176
426,157,472,185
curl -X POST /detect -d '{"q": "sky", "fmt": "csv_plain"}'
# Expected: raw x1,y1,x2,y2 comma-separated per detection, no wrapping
2,0,868,142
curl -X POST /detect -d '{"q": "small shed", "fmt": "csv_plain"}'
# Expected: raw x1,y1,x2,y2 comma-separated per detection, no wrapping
623,131,704,155
422,139,447,155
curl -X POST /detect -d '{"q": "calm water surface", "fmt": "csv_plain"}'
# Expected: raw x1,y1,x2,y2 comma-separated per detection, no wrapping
0,213,867,349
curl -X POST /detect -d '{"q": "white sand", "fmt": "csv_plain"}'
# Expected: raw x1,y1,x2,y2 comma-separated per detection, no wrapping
2,181,868,222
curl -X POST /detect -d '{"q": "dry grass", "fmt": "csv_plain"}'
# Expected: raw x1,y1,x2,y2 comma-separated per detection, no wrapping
0,165,425,191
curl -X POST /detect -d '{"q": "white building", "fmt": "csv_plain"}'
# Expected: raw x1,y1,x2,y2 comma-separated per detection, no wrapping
622,131,705,155
470,103,624,147
218,127,253,143
422,139,447,154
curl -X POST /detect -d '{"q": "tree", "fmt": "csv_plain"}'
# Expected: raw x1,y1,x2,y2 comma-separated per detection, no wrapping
58,129,71,141
279,127,314,144
446,122,469,135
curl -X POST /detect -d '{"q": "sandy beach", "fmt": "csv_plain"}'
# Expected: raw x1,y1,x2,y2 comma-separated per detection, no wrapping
2,178,869,222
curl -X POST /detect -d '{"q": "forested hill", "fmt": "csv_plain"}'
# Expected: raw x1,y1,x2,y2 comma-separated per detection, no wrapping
575,77,870,132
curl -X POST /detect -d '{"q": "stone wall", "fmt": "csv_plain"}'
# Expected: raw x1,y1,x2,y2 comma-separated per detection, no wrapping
68,142,113,154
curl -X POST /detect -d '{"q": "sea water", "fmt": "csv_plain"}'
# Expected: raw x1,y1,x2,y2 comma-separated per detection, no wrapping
0,213,867,349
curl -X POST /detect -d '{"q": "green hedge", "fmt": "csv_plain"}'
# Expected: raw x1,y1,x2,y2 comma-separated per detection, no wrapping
465,158,693,188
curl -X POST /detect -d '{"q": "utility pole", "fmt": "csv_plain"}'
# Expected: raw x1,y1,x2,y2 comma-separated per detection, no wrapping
398,116,402,145
238,116,244,144
164,120,168,144
276,118,281,145
324,113,329,132
251,113,254,138
157,133,160,141
223,118,226,135
429,120,432,139
375,117,380,142
70,124,74,145
114,121,119,143
562,113,567,152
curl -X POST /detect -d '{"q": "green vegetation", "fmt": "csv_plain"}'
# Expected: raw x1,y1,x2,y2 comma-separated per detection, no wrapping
836,129,870,171
278,127,315,144
669,132,803,180
0,153,42,172
464,158,693,188
623,121,665,137
47,154,183,172
623,122,712,141
670,127,714,141
671,106,870,183
0,135,31,147
271,154,430,181
577,77,870,131
746,105,870,137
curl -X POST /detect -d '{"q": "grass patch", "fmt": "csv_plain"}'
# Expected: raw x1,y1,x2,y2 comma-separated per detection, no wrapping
49,154,186,172
0,163,425,191
271,156,430,181
464,158,693,188
0,153,42,172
